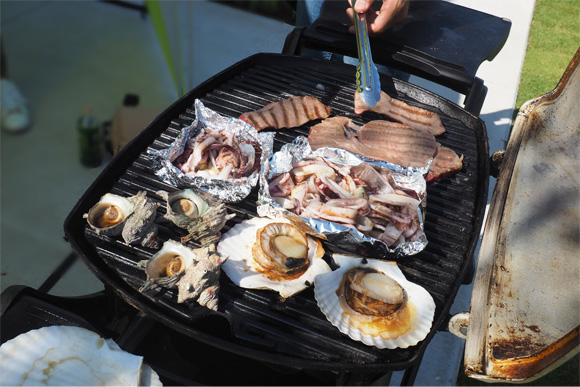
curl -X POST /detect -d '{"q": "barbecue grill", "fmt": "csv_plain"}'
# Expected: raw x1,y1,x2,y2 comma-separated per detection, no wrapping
8,1,567,385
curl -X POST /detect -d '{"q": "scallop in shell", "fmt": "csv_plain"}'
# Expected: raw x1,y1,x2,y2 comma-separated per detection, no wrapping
139,240,196,291
84,193,135,236
218,217,330,298
314,254,435,349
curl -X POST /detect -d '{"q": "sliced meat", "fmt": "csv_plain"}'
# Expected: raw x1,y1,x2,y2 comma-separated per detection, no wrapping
239,96,331,131
426,143,464,182
358,120,437,168
308,117,437,168
307,116,356,150
354,91,446,136
308,117,391,163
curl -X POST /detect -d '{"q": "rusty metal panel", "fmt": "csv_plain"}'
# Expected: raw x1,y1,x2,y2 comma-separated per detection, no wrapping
464,49,580,383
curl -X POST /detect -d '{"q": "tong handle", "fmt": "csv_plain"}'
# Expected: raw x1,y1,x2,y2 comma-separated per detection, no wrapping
352,0,381,106
354,11,372,89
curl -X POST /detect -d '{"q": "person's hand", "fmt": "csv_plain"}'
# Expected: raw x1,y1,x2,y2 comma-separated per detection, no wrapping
347,0,410,35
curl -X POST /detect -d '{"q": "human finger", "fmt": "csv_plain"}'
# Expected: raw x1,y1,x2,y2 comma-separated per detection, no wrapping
368,0,409,35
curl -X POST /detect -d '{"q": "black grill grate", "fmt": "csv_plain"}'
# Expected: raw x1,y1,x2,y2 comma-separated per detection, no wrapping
65,54,488,372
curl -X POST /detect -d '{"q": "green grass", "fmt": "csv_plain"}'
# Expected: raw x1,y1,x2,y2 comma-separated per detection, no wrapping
515,0,580,110
459,0,579,385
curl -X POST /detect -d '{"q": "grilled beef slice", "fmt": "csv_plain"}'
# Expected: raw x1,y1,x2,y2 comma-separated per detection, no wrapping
354,91,446,136
239,96,331,131
308,117,437,168
426,143,464,182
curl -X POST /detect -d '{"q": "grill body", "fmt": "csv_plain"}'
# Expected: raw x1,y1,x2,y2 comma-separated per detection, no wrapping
64,54,489,372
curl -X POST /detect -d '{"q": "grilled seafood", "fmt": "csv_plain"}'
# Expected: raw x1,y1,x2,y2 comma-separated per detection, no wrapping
268,157,424,249
175,243,225,310
139,240,226,310
218,216,330,298
157,189,234,246
239,96,331,131
308,116,463,180
173,127,261,182
314,254,435,349
84,191,159,248
84,193,135,236
140,240,196,290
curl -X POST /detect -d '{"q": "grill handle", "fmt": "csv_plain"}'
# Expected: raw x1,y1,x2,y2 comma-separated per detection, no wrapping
448,312,470,340
284,0,511,114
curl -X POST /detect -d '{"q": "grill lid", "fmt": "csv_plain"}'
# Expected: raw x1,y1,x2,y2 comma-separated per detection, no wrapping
298,0,511,94
459,49,580,383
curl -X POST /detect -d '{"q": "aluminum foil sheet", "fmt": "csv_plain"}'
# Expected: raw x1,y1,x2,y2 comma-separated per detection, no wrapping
148,100,274,203
258,137,428,258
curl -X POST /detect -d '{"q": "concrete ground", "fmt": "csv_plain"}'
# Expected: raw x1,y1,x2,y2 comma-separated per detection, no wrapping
0,0,535,385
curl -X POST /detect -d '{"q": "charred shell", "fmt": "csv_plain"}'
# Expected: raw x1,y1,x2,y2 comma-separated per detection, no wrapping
121,191,160,248
175,243,226,311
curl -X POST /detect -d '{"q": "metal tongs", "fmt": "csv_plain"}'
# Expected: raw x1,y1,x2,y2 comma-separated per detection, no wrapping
352,0,381,107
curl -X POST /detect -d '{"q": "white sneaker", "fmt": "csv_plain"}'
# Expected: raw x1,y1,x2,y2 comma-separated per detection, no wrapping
1,79,31,133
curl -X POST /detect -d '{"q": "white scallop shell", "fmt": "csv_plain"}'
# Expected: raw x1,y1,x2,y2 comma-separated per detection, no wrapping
0,325,161,386
217,217,330,298
314,254,435,349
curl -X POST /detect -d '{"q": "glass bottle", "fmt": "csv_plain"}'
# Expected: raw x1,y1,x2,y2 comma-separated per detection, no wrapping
78,106,102,167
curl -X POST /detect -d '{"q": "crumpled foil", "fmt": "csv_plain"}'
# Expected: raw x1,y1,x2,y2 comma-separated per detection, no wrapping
148,100,274,203
257,136,428,258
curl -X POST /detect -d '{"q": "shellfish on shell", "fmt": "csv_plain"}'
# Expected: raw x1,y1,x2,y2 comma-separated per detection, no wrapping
157,189,234,246
84,191,159,248
139,240,196,290
161,189,210,223
314,254,435,349
84,193,135,236
218,216,330,298
138,240,226,311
